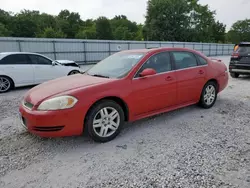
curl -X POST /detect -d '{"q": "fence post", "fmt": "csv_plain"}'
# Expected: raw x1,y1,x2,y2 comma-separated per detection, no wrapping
172,43,175,47
17,40,22,52
108,42,111,55
128,42,130,50
52,41,56,60
222,45,224,56
159,42,161,47
209,44,211,56
201,43,204,53
145,42,147,49
83,41,87,64
192,43,195,50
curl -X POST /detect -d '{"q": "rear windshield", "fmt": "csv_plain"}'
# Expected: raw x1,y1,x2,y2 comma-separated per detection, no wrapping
237,45,250,54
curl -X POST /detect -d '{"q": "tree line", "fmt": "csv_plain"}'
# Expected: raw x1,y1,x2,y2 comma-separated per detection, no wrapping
0,0,249,44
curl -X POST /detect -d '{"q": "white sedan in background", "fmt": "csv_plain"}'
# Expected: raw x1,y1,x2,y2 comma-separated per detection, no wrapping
0,52,82,93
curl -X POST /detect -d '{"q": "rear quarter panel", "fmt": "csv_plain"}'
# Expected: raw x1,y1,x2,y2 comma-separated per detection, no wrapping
206,60,228,92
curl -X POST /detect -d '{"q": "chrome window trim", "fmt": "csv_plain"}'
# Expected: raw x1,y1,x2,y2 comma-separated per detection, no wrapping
132,50,208,80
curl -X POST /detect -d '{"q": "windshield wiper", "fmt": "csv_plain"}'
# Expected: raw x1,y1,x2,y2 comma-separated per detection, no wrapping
91,74,110,78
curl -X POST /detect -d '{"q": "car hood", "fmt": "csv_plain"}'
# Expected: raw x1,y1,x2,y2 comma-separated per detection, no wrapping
56,60,76,64
24,74,113,105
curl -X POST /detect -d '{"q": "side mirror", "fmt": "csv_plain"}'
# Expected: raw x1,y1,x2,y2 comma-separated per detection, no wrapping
139,68,157,77
52,61,56,66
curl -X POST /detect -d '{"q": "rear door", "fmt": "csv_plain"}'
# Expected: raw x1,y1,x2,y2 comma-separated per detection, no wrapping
171,51,206,104
0,54,35,86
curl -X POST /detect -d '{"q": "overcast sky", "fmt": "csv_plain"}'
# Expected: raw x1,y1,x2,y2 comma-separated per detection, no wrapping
1,0,249,30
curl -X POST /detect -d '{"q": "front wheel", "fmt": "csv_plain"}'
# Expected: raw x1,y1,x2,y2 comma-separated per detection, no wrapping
230,72,239,78
199,81,218,109
85,100,125,142
0,76,12,93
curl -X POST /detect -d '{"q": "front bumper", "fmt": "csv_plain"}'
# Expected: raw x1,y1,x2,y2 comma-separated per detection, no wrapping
229,63,250,74
19,105,86,137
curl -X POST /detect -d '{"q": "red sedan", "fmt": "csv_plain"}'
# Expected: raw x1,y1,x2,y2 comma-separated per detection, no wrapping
19,48,228,142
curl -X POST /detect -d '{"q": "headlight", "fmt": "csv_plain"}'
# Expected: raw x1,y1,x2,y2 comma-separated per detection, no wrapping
37,96,78,111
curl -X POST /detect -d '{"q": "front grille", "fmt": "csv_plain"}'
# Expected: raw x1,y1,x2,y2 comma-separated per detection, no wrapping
23,101,34,110
33,126,64,132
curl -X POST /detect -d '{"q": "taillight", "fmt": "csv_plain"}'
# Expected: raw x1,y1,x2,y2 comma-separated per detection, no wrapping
231,52,239,58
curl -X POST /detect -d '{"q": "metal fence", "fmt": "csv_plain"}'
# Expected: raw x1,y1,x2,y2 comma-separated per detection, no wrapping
0,37,234,64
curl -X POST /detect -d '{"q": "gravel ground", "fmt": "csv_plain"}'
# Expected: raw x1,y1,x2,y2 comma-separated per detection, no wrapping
0,56,250,188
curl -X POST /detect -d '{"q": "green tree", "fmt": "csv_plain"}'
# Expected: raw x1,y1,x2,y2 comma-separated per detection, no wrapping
110,15,139,40
145,0,191,41
227,19,250,44
37,27,65,38
10,11,38,37
76,25,97,39
144,0,226,42
95,16,113,40
57,10,83,38
0,23,10,36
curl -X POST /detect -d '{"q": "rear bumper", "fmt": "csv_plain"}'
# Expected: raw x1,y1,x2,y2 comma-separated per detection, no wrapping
217,71,229,93
229,64,250,74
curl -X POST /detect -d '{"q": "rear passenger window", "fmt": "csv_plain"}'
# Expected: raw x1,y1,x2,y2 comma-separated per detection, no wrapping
172,52,197,70
197,55,208,65
1,54,30,65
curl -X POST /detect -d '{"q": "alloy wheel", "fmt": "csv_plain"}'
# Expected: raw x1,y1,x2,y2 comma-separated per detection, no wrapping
0,77,11,92
93,107,120,138
204,85,216,105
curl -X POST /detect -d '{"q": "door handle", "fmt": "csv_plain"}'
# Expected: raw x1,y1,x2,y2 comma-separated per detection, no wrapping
165,76,174,81
198,70,204,74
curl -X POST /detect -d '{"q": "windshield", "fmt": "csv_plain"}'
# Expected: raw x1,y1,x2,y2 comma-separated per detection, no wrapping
86,52,145,78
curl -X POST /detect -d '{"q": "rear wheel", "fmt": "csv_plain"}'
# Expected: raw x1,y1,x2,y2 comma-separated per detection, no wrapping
230,72,239,78
0,76,12,93
68,70,80,75
85,100,125,142
199,81,218,109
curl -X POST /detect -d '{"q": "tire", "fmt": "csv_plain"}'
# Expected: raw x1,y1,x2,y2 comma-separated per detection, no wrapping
85,100,125,143
199,81,218,109
230,72,239,78
68,70,80,75
0,76,13,93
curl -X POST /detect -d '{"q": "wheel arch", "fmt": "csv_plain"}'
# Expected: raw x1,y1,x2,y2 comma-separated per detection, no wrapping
206,78,219,91
68,70,80,75
0,75,15,88
85,96,130,122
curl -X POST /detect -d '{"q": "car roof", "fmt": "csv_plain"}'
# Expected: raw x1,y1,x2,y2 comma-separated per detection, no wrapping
120,47,205,56
239,42,250,45
0,52,50,60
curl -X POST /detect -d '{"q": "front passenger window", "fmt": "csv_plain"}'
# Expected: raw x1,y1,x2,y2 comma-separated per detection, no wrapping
28,55,52,65
172,52,198,70
135,52,172,77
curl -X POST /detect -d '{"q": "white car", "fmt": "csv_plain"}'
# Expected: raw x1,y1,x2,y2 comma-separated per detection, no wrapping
0,52,82,93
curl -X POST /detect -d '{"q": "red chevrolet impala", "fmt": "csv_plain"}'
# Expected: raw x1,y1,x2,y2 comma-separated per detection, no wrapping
19,48,228,142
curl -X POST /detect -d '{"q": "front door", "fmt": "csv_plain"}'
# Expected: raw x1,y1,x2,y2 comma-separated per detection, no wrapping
28,54,64,84
130,52,177,116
